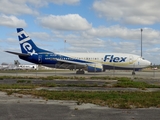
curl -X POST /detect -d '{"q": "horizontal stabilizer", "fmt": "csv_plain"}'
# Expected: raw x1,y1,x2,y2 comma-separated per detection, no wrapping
5,51,30,57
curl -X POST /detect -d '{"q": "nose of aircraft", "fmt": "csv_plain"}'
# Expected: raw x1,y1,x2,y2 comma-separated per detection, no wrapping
150,62,152,66
145,60,152,66
140,57,151,67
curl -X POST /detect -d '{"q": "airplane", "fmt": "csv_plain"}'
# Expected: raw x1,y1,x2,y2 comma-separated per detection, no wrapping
5,28,151,74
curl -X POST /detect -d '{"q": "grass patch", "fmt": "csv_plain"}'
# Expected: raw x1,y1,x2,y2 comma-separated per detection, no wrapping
42,76,69,80
17,80,32,83
90,76,115,80
0,76,36,80
0,77,4,80
65,83,98,87
0,75,159,89
0,84,36,89
42,76,86,80
40,83,99,87
1,75,160,109
9,90,160,109
0,75,115,81
41,83,57,87
114,78,160,89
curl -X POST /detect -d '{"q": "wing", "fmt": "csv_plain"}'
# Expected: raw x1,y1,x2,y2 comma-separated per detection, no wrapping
50,58,90,70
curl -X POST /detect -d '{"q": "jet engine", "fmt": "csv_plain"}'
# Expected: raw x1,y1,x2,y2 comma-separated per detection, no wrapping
87,63,103,72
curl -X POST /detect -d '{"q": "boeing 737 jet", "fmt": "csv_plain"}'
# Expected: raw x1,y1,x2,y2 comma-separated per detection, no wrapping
6,28,151,74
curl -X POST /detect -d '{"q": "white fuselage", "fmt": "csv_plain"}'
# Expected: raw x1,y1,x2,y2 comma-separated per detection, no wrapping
58,53,151,69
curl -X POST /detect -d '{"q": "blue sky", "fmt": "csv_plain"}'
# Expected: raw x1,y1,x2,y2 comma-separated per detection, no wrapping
0,0,160,64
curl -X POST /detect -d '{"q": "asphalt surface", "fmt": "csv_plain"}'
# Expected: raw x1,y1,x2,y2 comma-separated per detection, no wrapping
0,92,160,120
1,70,160,120
0,70,160,79
1,78,160,92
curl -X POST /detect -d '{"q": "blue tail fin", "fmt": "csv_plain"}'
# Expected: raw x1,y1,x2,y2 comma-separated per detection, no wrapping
17,28,51,55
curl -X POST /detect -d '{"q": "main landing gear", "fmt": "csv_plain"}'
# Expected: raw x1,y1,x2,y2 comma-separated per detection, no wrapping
132,70,135,75
76,69,85,74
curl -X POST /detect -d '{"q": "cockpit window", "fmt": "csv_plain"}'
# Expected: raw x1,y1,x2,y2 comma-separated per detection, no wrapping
140,57,145,60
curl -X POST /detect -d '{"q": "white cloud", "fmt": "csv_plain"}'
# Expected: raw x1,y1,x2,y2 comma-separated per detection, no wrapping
48,0,80,5
0,0,38,15
86,26,139,40
0,14,27,27
11,0,80,7
24,0,80,6
146,48,160,53
42,31,106,52
29,32,51,41
65,37,106,52
110,41,137,53
86,26,160,45
93,0,160,25
29,24,160,55
0,50,19,64
6,38,18,44
38,14,92,31
0,0,80,16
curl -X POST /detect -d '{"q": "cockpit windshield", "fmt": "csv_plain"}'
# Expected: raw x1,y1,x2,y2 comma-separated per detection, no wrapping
140,57,145,60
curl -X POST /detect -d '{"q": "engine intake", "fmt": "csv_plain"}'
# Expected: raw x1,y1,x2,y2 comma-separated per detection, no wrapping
87,63,103,72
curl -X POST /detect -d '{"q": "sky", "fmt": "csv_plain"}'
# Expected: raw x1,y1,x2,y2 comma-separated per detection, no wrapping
0,0,160,65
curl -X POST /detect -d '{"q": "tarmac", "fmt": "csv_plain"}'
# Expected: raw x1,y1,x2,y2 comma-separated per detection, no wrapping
0,70,160,120
0,69,159,78
0,91,160,120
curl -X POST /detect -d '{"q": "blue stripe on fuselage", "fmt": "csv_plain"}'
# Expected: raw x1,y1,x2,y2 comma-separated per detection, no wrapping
20,53,92,65
44,54,92,64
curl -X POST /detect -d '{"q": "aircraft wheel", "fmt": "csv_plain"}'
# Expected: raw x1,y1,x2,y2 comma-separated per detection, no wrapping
76,69,85,74
132,71,135,75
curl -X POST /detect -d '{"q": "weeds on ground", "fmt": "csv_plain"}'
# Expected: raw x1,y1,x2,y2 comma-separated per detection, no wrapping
9,90,160,109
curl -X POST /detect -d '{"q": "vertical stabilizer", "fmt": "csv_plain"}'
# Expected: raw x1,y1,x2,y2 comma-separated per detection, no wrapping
17,28,51,55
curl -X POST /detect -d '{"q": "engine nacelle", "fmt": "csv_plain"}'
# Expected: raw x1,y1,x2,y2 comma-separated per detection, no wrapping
87,63,103,72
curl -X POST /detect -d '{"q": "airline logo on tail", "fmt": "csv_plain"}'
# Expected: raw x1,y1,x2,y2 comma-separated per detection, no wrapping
18,28,37,55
